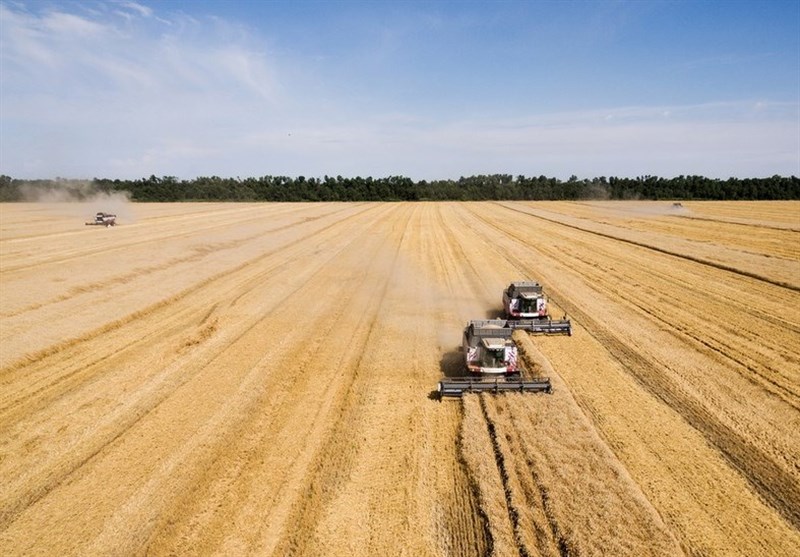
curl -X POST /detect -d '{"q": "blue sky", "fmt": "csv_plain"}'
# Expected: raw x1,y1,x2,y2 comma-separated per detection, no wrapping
1,0,798,180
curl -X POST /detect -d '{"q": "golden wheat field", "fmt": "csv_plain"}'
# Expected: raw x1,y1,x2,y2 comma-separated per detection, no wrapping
1,200,798,556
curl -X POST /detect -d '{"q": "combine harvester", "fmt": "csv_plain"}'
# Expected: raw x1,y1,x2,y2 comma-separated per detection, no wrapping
437,319,552,398
502,281,571,335
85,212,117,227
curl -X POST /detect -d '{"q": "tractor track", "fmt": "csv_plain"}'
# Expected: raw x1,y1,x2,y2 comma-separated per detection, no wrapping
555,201,800,234
0,201,384,415
463,204,800,406
444,205,683,556
0,204,392,533
414,204,492,556
526,230,800,406
462,203,800,530
570,310,800,530
678,214,800,233
0,203,298,242
267,204,416,556
0,203,378,369
498,397,570,557
537,201,800,253
1,201,797,557
478,395,537,557
2,210,270,274
98,207,403,555
494,202,800,292
0,203,352,274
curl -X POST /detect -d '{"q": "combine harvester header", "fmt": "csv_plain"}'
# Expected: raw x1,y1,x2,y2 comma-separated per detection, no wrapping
438,376,552,398
506,318,571,335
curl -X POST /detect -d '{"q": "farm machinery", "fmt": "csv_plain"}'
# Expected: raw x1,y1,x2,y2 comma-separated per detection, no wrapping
85,212,117,227
502,281,571,335
436,319,552,398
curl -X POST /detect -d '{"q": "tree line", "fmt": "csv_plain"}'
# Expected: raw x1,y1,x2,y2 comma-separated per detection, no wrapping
1,173,798,202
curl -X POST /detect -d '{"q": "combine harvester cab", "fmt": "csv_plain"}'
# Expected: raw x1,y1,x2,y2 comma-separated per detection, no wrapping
502,281,571,335
437,319,552,398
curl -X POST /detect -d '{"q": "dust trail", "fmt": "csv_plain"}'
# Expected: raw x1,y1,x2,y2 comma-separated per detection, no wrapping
583,200,692,218
19,180,135,223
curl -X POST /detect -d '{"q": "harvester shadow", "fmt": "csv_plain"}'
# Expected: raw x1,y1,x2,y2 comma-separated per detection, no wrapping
428,347,465,401
440,347,464,378
486,308,505,319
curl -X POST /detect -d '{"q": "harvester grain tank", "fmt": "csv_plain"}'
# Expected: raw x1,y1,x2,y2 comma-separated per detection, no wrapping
502,281,571,335
86,212,116,227
436,319,552,398
462,319,519,376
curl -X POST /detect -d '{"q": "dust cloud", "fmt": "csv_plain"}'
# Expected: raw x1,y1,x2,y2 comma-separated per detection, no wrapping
19,180,135,223
586,201,692,219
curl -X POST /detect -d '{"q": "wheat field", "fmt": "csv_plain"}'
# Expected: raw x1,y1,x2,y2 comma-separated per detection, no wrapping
1,200,798,556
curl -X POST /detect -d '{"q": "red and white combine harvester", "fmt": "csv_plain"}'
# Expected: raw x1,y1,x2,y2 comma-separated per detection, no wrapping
502,281,571,335
436,319,552,398
435,281,574,398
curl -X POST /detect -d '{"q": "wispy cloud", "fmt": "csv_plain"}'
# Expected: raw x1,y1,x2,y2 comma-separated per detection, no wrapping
1,3,279,99
119,2,153,19
1,2,288,177
0,2,797,180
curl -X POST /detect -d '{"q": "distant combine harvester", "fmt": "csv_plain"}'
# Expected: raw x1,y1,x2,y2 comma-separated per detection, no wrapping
85,212,117,227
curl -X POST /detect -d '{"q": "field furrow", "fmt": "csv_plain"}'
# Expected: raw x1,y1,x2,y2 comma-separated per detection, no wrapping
496,202,800,291
1,201,798,556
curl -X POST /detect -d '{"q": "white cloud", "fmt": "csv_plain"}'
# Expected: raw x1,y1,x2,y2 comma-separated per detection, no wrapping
119,2,153,19
1,3,280,98
0,2,289,178
41,10,108,37
0,3,797,181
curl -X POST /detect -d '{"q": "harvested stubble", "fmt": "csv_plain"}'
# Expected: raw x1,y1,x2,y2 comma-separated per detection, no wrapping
458,332,684,557
458,200,800,556
1,201,798,556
